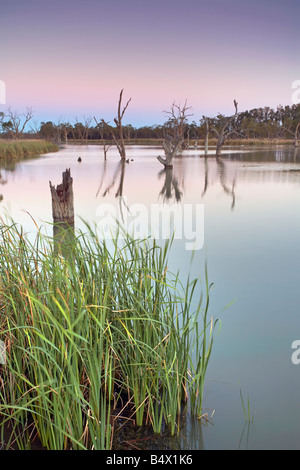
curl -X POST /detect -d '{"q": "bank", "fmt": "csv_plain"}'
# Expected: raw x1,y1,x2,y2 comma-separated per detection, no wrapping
0,139,59,159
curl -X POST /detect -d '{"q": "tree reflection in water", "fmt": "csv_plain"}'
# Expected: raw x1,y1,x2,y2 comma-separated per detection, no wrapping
158,167,182,202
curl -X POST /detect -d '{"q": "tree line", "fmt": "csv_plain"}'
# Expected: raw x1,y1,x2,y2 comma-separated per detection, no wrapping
1,101,300,144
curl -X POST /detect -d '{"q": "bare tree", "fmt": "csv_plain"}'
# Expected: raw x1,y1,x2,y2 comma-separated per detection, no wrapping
94,117,113,160
73,116,92,143
29,120,40,137
54,117,72,144
101,89,131,160
74,117,85,143
200,116,210,156
60,122,73,143
206,100,240,156
83,116,92,143
157,101,192,168
5,106,34,139
282,121,300,147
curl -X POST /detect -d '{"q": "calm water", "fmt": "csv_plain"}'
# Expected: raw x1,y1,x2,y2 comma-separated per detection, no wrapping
1,144,300,450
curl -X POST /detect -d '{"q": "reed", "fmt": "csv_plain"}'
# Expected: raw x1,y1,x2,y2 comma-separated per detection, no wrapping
0,220,219,450
0,140,58,159
240,389,254,423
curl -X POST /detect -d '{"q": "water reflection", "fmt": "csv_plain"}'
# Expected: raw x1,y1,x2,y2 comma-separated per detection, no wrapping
225,145,300,163
176,416,205,450
0,155,42,204
98,159,127,198
216,157,236,210
0,172,7,202
1,145,300,449
201,156,237,210
97,159,128,220
237,422,254,450
158,167,182,202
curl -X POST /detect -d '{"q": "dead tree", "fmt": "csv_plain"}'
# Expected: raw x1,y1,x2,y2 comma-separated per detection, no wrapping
282,122,300,147
157,101,192,168
74,118,85,143
49,168,74,225
101,89,131,159
200,116,210,156
94,117,113,159
209,100,239,156
49,169,75,256
5,106,34,139
83,116,92,143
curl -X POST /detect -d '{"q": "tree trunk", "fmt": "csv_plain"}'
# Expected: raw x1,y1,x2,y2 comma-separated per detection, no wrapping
216,136,225,156
204,121,209,156
49,169,75,257
295,123,300,147
157,155,173,169
49,168,74,225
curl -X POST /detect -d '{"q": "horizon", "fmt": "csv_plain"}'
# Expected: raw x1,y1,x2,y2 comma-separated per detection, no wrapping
1,0,299,127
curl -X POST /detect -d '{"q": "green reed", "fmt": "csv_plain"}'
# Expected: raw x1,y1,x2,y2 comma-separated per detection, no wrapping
0,219,220,449
0,140,58,159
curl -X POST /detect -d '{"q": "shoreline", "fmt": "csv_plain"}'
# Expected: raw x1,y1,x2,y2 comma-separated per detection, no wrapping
59,137,298,147
0,139,59,159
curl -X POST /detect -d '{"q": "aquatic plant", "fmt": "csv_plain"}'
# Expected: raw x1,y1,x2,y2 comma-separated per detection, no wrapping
0,220,219,450
0,140,58,159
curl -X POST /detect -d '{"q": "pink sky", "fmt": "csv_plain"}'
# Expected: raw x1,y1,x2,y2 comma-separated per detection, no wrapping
1,0,299,126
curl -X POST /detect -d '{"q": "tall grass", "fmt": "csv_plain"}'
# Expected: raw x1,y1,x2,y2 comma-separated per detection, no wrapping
0,140,58,159
0,220,219,450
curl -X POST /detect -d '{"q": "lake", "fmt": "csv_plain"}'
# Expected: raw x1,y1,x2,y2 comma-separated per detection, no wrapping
1,143,299,450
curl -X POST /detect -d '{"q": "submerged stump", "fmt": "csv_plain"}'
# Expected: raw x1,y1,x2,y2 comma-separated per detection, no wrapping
49,168,74,225
49,168,75,257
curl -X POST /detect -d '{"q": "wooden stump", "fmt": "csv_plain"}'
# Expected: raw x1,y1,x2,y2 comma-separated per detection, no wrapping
49,168,74,225
53,222,75,258
49,169,75,257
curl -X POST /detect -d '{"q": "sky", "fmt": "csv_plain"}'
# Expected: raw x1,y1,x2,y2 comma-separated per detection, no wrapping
0,0,299,127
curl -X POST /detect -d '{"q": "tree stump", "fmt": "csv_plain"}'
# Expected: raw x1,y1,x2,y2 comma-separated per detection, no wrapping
49,168,75,257
49,168,74,225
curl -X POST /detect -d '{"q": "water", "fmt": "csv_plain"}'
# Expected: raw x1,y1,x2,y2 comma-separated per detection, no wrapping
1,143,300,450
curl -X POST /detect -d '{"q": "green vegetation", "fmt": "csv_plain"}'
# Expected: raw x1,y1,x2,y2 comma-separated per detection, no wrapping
34,102,300,144
0,221,219,450
2,102,300,147
240,389,254,423
0,140,58,159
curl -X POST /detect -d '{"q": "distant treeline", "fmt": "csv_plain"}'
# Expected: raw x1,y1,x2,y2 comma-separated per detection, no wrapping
1,103,300,143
